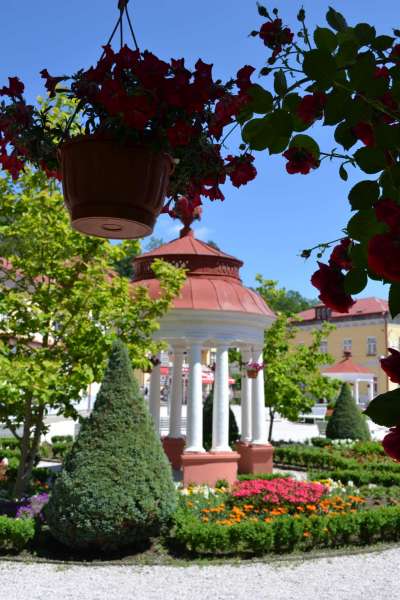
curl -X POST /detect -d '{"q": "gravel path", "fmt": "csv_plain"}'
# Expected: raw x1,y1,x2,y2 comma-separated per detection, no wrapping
1,546,398,600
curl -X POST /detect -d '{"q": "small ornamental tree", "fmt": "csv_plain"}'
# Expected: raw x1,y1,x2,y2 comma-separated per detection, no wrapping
46,339,176,552
202,389,239,451
0,169,185,498
326,383,371,441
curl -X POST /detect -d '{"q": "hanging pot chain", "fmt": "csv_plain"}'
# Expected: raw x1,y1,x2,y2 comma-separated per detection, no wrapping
103,0,140,53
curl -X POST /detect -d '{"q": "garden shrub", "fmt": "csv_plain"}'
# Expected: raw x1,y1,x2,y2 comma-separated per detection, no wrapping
309,468,400,487
45,339,177,552
202,390,239,451
326,383,370,441
51,435,73,444
0,516,35,552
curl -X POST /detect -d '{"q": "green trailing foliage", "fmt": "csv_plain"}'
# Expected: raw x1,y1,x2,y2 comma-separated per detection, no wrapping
45,340,177,552
202,390,239,451
326,383,371,441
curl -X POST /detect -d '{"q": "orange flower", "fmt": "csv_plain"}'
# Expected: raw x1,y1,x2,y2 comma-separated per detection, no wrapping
306,504,317,511
303,531,311,538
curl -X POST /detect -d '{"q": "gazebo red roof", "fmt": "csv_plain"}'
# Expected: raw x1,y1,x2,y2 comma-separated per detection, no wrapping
323,356,374,375
132,228,274,317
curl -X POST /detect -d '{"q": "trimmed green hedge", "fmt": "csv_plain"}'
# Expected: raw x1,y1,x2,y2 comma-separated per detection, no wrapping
0,517,35,553
309,468,400,487
238,472,290,481
0,438,19,450
171,505,400,556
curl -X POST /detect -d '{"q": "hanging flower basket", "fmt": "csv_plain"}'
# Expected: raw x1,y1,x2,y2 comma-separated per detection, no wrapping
59,137,173,238
0,1,258,239
246,362,264,378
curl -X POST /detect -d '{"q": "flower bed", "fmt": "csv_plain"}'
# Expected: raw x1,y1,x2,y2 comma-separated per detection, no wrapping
171,477,400,556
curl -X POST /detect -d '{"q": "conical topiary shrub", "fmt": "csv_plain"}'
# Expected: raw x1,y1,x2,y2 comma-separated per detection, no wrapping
203,389,239,451
326,382,371,441
45,339,176,552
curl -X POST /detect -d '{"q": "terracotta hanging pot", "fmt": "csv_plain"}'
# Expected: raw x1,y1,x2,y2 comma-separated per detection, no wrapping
246,368,259,379
59,136,174,239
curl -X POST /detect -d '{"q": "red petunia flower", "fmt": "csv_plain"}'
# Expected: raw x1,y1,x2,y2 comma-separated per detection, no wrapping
368,233,400,281
311,262,355,313
283,147,319,175
166,120,196,147
40,69,67,98
0,76,24,98
297,93,326,124
225,154,257,187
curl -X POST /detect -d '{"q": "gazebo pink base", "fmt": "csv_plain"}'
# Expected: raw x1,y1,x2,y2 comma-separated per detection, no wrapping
162,436,186,470
182,451,240,487
235,442,274,474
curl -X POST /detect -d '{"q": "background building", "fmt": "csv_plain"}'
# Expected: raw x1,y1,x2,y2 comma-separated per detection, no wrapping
293,298,400,403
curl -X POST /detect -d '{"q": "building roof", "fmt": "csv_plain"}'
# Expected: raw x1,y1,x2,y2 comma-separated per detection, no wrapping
322,356,374,375
296,297,388,322
132,228,274,318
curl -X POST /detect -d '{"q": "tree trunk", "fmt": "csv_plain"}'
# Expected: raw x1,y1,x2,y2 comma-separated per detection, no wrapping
268,408,275,443
13,404,44,499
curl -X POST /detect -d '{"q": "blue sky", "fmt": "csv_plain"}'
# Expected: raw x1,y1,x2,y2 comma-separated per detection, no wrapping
0,0,398,298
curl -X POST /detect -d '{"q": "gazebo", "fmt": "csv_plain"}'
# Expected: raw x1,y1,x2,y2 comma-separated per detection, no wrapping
132,227,275,485
322,352,375,405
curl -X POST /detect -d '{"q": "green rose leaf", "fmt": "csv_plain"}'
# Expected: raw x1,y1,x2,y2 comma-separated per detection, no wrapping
389,283,400,319
247,84,274,114
372,35,395,51
349,243,368,269
289,134,320,158
339,164,348,181
364,389,400,426
343,268,368,294
242,118,271,151
326,7,348,32
274,70,288,96
354,23,376,45
314,27,338,52
324,89,349,125
354,147,387,174
346,208,386,241
348,180,380,210
242,112,292,153
334,122,357,150
303,49,337,87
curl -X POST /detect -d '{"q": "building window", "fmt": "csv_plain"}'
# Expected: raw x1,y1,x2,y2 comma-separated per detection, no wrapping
367,336,377,356
343,339,352,353
320,340,328,353
315,306,331,321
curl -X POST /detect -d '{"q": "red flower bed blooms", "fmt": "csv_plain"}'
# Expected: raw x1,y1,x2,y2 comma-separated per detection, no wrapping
233,478,327,506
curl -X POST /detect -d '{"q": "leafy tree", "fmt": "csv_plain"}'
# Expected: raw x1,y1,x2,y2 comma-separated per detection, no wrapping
145,237,164,252
46,339,176,552
202,389,239,450
326,383,371,441
255,275,316,316
206,240,221,250
0,170,185,498
111,240,141,279
261,311,339,441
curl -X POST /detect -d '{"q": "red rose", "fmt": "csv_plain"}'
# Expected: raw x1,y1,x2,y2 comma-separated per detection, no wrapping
381,348,400,384
225,154,257,187
390,44,400,62
259,19,293,59
352,122,374,147
0,76,24,98
329,238,352,271
166,121,196,147
374,67,390,80
383,426,400,462
368,233,400,281
311,262,355,313
297,93,326,124
236,65,255,91
283,147,319,175
375,198,400,233
202,185,225,201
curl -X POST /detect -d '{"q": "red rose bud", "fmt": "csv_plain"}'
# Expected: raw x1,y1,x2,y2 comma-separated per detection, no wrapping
383,426,400,462
368,233,400,282
381,348,400,384
283,147,319,175
375,198,400,233
311,262,355,313
352,122,374,147
329,238,352,271
225,154,257,187
297,93,326,124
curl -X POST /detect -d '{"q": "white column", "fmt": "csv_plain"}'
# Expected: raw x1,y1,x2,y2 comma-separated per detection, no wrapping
240,348,252,443
185,342,205,452
211,344,231,452
368,379,374,402
354,379,360,404
149,355,161,434
251,345,268,445
168,346,185,438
